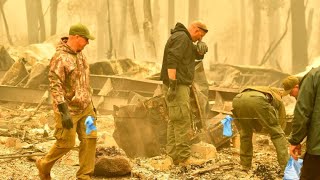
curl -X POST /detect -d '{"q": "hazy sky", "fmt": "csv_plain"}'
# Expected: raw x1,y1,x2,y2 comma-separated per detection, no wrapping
1,0,320,74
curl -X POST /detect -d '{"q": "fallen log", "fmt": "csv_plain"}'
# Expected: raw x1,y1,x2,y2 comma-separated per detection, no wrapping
191,162,234,176
0,152,46,159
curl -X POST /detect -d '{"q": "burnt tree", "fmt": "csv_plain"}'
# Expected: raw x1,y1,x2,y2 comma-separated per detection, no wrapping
188,0,199,24
50,0,58,36
25,0,46,43
0,0,13,45
291,0,308,73
143,0,156,59
168,0,175,36
239,0,246,64
250,0,261,65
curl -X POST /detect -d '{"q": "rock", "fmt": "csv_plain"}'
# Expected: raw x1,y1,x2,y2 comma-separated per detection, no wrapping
94,155,131,177
5,137,19,148
147,156,173,171
191,141,217,160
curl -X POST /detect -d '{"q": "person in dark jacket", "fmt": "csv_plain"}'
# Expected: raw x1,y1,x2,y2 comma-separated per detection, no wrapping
288,67,320,180
160,21,208,166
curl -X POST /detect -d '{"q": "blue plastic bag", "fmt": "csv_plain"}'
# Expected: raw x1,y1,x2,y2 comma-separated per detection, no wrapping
84,116,97,135
283,156,303,180
220,115,233,137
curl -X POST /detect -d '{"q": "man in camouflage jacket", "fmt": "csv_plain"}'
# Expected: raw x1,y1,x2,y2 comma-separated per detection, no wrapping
36,23,97,180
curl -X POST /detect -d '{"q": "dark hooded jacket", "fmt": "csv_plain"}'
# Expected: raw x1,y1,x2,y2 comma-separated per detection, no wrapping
160,23,203,86
289,67,320,155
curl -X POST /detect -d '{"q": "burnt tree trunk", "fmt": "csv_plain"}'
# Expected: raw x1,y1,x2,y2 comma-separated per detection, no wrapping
25,0,46,43
0,0,13,45
168,0,175,36
291,0,308,73
118,0,128,58
188,0,199,24
239,0,246,64
26,0,38,43
128,0,143,59
97,0,108,59
153,0,160,59
50,0,58,36
36,0,45,42
268,3,281,70
306,8,313,47
143,0,156,59
106,0,113,59
250,0,261,65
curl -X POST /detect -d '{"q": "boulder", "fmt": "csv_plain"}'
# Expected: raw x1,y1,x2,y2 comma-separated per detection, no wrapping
94,156,131,177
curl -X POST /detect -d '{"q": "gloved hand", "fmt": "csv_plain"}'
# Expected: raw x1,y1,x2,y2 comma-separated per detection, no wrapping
85,116,97,135
167,79,177,102
197,41,208,55
57,103,73,129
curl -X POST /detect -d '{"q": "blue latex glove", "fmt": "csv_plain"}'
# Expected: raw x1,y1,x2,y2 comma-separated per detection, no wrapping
220,115,233,137
85,116,97,135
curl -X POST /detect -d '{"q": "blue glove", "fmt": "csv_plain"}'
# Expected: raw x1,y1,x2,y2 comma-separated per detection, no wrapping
85,116,97,135
221,115,233,137
283,156,303,180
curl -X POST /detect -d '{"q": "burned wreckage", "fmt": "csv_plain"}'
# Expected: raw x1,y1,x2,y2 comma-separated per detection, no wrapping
0,45,291,159
112,62,291,158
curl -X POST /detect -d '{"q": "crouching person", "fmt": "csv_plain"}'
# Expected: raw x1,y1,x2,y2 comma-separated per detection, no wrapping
232,86,289,171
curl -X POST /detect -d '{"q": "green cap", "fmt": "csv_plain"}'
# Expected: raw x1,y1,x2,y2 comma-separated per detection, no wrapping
282,75,299,96
69,23,95,40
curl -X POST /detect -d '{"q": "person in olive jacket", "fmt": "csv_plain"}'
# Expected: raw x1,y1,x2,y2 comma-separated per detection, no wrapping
160,21,208,166
288,67,320,180
232,86,289,171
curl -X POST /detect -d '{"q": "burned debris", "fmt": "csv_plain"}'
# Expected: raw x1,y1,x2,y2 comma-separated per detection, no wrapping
0,45,294,179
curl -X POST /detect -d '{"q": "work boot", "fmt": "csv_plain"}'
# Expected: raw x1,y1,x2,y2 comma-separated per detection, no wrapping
179,156,206,166
36,158,51,180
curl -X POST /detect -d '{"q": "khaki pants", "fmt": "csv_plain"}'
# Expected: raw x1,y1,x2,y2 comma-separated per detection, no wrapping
232,90,289,171
39,104,97,180
164,84,192,163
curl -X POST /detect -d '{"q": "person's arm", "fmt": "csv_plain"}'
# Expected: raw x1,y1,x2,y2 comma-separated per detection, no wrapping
48,55,74,129
166,34,188,74
168,69,176,80
278,101,287,130
48,56,67,104
165,34,187,101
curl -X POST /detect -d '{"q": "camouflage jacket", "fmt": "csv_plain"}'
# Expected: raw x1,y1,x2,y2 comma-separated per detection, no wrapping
48,37,92,115
242,86,287,130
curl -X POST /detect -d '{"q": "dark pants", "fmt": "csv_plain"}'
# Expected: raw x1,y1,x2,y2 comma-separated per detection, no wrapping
163,84,192,163
300,153,320,180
